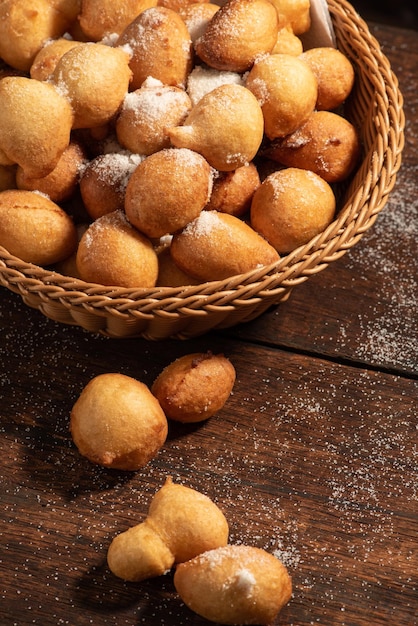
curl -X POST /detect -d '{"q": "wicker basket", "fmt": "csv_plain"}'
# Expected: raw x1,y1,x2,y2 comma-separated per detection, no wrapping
0,0,405,339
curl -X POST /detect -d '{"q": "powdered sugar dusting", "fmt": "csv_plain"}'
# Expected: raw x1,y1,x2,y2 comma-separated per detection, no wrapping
187,65,244,105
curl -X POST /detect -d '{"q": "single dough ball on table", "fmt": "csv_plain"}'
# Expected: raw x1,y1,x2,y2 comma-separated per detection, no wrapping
246,54,318,140
151,352,236,423
206,163,260,217
76,210,158,287
269,0,311,35
70,373,168,471
116,80,192,156
300,47,355,111
264,110,361,183
30,38,82,81
0,0,77,71
107,477,229,581
171,210,280,282
168,84,264,171
125,148,213,239
0,77,73,178
195,0,279,72
16,140,87,203
174,544,292,625
52,43,132,129
79,152,143,220
117,7,193,90
78,0,157,41
0,189,77,265
251,167,336,254
179,3,220,44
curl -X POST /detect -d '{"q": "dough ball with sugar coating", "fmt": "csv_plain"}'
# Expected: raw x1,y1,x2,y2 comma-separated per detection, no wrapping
52,43,132,129
116,80,192,156
125,148,213,239
300,47,355,111
117,7,193,90
174,544,292,625
0,77,73,179
251,167,336,253
70,373,168,471
76,210,158,287
171,210,279,281
206,162,260,217
30,38,82,81
78,0,158,41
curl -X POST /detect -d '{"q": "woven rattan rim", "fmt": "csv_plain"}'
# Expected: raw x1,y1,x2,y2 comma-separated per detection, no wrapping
0,0,405,323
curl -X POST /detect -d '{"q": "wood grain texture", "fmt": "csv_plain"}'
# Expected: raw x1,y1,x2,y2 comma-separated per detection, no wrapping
1,21,417,626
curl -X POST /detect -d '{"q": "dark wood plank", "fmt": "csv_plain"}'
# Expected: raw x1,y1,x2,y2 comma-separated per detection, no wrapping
0,299,417,625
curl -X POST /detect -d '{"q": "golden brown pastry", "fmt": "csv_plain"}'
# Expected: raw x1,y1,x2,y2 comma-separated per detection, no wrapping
0,76,73,178
0,189,77,265
269,0,311,35
170,210,280,281
0,0,77,71
195,0,279,72
168,83,264,171
16,140,87,203
125,147,213,239
251,167,336,253
151,352,236,422
180,2,220,43
272,26,303,55
52,43,132,129
70,373,168,471
246,53,318,139
117,7,193,90
79,152,143,220
205,163,260,217
107,476,229,581
300,47,355,111
30,38,82,81
264,110,361,183
76,210,158,287
174,544,292,625
78,0,157,41
116,80,192,156
156,246,200,287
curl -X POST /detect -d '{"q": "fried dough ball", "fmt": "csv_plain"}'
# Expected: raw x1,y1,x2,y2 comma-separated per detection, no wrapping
151,352,236,423
264,110,361,183
116,80,192,156
180,3,220,43
206,163,261,217
195,0,279,72
117,7,193,90
107,477,229,581
272,26,303,56
159,0,207,10
0,189,77,265
70,373,168,471
156,246,200,287
52,43,132,129
251,167,336,253
16,140,87,203
300,47,355,111
168,84,264,171
246,54,317,140
0,165,17,192
76,210,158,287
125,148,212,239
78,0,157,41
0,0,77,71
186,65,244,106
269,0,311,35
30,38,82,82
171,210,280,281
0,77,73,179
174,545,292,625
79,152,143,220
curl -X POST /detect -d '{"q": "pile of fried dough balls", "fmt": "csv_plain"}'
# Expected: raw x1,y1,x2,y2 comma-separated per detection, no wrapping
0,0,360,288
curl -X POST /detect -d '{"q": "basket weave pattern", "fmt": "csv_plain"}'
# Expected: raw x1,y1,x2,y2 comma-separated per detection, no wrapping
0,0,405,339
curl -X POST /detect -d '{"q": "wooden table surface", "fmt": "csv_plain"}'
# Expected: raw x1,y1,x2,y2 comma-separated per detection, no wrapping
1,21,417,626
